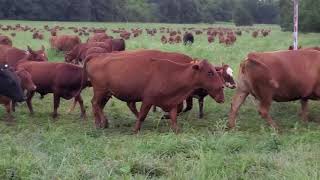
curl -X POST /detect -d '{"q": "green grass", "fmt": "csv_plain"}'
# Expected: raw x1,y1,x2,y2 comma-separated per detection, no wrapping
1,20,320,179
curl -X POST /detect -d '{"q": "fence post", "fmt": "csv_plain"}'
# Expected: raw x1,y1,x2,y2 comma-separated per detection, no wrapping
293,0,299,50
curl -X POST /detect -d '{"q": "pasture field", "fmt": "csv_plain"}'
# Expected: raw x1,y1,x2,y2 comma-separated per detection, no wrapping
0,20,320,180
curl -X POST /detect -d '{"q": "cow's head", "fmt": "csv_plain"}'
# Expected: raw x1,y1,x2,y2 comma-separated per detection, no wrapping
16,69,36,91
192,60,225,103
0,64,25,102
27,45,48,62
216,64,236,89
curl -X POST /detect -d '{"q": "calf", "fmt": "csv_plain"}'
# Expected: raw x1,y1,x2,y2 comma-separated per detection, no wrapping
228,50,320,130
1,69,36,121
0,64,25,102
85,52,225,132
17,61,90,118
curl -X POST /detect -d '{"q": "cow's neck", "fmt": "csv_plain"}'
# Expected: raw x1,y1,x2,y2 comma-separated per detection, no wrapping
159,67,199,107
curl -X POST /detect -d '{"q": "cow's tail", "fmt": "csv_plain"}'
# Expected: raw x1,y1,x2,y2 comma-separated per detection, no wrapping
75,55,92,98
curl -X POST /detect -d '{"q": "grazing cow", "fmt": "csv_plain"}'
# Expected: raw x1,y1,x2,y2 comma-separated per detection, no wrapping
65,41,113,64
208,36,214,43
252,31,259,38
17,61,90,118
228,50,320,130
183,32,194,45
50,35,81,52
84,52,225,132
161,35,167,44
0,69,36,121
0,45,47,68
0,35,12,46
0,64,25,102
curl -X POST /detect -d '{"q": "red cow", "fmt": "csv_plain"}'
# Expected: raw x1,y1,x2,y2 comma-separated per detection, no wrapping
228,50,320,130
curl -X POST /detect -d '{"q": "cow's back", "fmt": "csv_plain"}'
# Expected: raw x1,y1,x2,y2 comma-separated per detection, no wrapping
243,50,320,101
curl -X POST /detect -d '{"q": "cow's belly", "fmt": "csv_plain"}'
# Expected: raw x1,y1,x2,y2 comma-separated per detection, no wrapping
112,91,142,102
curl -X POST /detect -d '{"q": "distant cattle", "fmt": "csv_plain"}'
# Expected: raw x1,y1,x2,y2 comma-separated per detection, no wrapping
17,61,90,118
83,50,225,132
50,35,81,52
0,35,12,46
228,50,320,130
183,32,194,45
0,45,47,68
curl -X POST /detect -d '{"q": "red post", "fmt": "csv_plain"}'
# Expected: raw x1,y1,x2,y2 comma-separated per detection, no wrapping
293,0,299,50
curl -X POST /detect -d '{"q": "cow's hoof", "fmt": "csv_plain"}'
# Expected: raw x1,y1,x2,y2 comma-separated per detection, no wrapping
52,113,58,119
80,113,87,120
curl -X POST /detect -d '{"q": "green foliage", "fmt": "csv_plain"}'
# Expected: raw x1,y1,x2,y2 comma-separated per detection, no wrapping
0,0,280,24
280,0,320,32
233,6,254,26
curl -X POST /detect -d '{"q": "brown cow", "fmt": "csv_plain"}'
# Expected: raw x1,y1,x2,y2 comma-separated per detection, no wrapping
84,52,225,132
87,33,110,43
16,61,90,118
228,50,320,130
0,35,12,46
0,45,47,68
115,50,235,118
50,35,81,52
0,69,36,121
65,41,113,64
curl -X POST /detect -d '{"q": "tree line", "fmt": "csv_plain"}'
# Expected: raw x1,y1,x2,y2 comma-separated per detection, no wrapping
0,0,279,24
0,0,318,32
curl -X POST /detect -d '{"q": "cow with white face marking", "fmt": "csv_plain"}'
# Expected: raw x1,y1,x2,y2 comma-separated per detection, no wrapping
184,64,236,118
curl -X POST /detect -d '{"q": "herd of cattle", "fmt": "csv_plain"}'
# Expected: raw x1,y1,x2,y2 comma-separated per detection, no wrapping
0,24,319,133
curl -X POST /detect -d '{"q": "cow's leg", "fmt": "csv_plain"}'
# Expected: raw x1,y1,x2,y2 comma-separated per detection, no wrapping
300,99,309,122
11,101,16,112
52,94,60,118
92,90,109,128
75,95,86,119
198,97,205,119
133,102,152,133
4,102,13,122
227,90,249,129
67,98,77,114
26,91,35,115
258,101,279,130
127,102,139,118
183,96,193,112
169,107,179,133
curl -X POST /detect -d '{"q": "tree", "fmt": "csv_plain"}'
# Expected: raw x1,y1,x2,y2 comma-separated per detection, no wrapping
233,6,253,26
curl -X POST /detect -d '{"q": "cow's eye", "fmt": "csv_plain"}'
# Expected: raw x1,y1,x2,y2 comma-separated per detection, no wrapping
208,71,214,77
